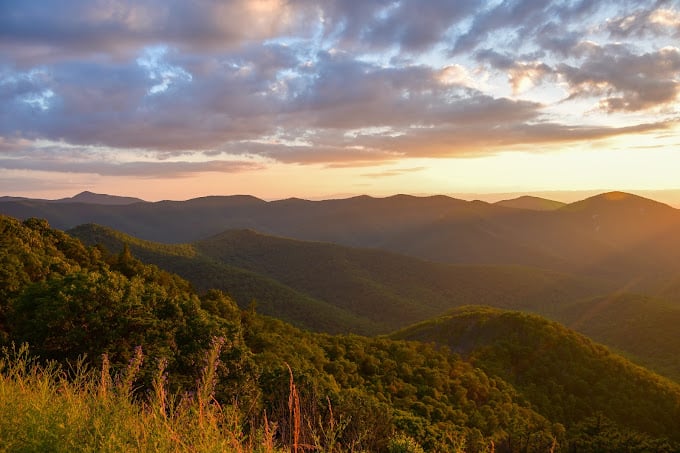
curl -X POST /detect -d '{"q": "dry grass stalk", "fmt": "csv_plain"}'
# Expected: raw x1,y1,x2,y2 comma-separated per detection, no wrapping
118,345,144,397
99,353,110,399
286,363,301,453
197,336,226,428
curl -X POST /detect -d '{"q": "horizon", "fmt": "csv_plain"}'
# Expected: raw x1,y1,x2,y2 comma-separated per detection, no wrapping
6,187,680,209
1,1,679,200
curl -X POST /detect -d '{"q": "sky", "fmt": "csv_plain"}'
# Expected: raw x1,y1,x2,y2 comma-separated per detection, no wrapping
1,0,679,203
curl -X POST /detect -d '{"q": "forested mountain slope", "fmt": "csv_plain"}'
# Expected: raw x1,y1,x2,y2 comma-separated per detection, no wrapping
551,293,680,380
0,214,626,451
393,306,680,448
70,223,609,334
69,222,680,382
3,215,680,450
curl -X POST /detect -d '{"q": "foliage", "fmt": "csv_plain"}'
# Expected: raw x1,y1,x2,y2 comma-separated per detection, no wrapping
1,216,250,394
393,306,680,445
70,224,608,335
567,414,677,453
69,223,680,383
3,215,680,451
69,223,373,334
387,433,426,453
241,313,563,452
550,292,680,380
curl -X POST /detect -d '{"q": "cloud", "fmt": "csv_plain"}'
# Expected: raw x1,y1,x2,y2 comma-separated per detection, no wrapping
557,44,680,111
0,136,33,152
451,0,604,55
605,5,680,38
219,138,400,165
0,0,306,64
292,0,477,54
0,42,304,152
286,53,454,129
358,0,477,52
0,0,678,177
361,166,426,178
0,138,271,178
349,118,675,158
2,48,548,160
475,49,553,94
0,156,264,178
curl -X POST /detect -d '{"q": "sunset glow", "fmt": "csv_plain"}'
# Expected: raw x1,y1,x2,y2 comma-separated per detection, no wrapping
1,0,679,202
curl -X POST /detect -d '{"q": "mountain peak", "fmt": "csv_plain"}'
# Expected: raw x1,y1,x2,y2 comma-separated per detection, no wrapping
58,191,145,205
600,191,634,201
495,195,565,211
563,191,674,212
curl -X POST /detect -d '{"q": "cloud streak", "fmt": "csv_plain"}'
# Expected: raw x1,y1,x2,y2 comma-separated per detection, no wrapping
361,166,427,178
0,156,264,178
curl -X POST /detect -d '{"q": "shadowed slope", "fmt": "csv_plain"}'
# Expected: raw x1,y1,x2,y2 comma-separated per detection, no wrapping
71,224,609,334
70,223,680,381
68,224,374,334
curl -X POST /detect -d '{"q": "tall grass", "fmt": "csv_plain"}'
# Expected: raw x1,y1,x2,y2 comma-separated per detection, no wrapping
0,342,438,452
0,342,280,453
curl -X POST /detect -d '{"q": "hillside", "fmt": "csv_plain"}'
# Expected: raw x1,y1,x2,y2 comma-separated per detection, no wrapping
67,224,374,334
194,228,613,323
70,223,680,382
70,224,610,335
73,223,680,378
393,306,680,446
554,293,680,379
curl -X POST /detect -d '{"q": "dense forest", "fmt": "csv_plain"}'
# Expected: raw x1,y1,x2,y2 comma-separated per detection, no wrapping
69,222,680,382
2,214,680,451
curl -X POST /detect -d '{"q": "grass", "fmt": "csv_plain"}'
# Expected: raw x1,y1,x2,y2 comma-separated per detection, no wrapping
0,342,281,453
0,342,430,453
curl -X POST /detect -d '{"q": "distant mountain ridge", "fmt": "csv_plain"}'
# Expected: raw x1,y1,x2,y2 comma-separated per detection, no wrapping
4,191,680,287
0,191,145,205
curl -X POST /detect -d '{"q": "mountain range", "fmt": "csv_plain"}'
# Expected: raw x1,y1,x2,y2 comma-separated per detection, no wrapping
67,220,680,382
5,190,680,379
69,223,608,332
4,190,680,287
0,191,145,205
